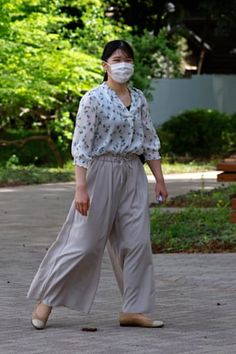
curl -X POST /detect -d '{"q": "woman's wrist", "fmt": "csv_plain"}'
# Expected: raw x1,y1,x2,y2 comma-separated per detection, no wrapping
147,160,165,183
75,165,87,190
155,176,165,183
75,183,87,190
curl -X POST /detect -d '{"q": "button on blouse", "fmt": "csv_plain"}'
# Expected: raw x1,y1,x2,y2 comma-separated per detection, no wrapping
71,83,161,168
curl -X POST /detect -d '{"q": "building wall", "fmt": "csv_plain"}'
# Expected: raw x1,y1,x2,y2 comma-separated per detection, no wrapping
148,75,236,126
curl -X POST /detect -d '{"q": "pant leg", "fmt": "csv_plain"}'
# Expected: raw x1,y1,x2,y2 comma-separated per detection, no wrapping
107,224,124,295
107,158,156,315
27,158,122,313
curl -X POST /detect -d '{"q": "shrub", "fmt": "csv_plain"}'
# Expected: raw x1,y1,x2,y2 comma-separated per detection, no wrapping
158,109,235,159
0,129,68,167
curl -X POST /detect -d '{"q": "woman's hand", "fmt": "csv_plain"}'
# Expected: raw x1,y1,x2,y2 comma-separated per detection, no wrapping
146,159,168,203
74,165,89,215
75,185,90,216
155,179,168,203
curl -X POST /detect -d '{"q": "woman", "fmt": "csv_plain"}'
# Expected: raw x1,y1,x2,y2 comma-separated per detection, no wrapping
27,39,168,330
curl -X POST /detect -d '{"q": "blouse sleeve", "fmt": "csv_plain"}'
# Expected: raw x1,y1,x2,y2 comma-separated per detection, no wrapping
71,91,97,168
141,93,161,161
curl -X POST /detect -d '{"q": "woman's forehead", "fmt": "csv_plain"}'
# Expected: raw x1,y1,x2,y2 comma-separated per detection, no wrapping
109,49,132,59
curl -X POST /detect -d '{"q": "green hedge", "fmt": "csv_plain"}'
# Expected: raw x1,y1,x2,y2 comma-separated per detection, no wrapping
158,109,236,159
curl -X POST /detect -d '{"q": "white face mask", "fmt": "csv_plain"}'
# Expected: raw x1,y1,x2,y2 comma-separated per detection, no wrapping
108,62,134,83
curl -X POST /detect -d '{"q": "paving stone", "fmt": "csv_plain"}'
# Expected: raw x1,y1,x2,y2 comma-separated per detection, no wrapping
0,174,235,354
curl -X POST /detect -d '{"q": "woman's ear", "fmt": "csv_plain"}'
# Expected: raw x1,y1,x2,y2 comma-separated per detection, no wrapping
102,61,109,73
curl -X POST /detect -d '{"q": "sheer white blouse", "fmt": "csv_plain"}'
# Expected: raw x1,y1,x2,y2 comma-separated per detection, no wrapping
71,82,161,168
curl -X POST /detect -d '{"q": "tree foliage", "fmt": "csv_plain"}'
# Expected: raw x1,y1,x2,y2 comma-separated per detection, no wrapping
0,0,183,165
129,29,184,97
107,0,236,37
0,0,130,160
0,0,110,129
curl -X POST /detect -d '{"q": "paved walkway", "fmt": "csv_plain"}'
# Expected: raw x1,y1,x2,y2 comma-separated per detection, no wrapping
0,172,236,354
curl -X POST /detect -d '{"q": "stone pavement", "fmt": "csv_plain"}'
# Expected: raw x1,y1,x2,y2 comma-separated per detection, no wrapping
0,172,236,354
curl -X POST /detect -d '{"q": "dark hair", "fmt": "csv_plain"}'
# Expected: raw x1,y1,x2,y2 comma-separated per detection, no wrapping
101,40,134,81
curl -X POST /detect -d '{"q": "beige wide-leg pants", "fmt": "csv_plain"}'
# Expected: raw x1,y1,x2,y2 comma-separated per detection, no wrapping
27,154,156,315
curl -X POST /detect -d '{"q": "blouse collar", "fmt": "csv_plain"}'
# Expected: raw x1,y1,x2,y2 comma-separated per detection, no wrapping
101,82,134,111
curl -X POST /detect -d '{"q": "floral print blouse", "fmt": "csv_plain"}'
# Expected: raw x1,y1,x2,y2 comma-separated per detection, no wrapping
71,82,161,168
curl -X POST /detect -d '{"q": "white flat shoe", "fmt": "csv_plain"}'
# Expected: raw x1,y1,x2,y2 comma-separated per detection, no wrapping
119,312,164,328
31,303,52,330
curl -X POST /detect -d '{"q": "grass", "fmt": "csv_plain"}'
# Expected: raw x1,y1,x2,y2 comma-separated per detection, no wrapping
150,183,236,253
0,165,74,187
150,208,236,253
164,184,236,208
